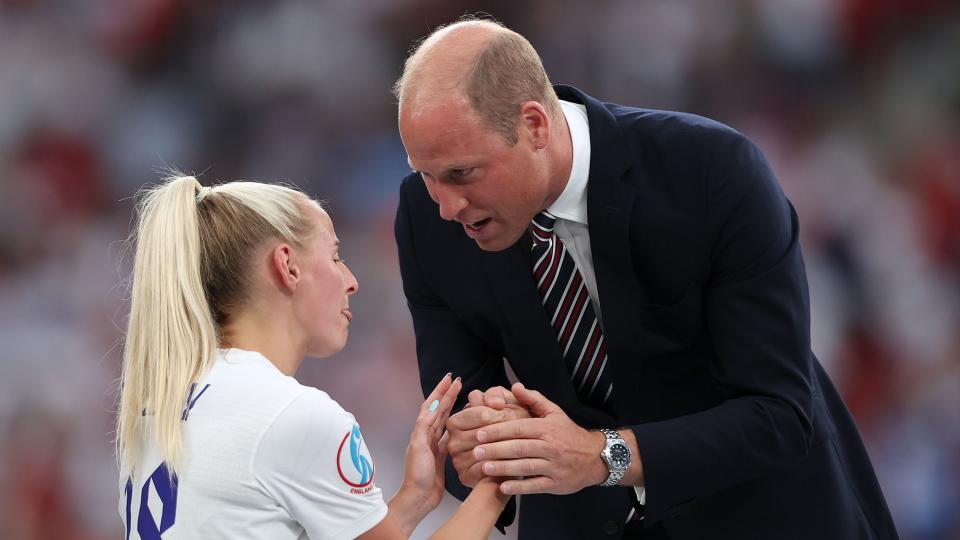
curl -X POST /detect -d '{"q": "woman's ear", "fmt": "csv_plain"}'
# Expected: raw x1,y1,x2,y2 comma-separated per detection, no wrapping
272,244,300,292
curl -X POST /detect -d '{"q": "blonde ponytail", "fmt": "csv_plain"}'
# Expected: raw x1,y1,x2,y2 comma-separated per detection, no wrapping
117,175,312,475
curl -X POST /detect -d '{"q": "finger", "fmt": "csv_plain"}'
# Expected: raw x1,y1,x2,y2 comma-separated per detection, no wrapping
480,458,551,478
467,389,484,408
476,418,544,443
411,408,436,443
458,461,485,488
447,427,482,456
511,382,560,418
501,388,521,406
430,377,462,433
474,439,557,461
483,387,507,410
437,430,451,456
409,413,433,453
436,431,450,473
485,386,523,408
414,379,456,442
419,373,453,417
500,475,558,496
451,447,479,477
447,406,508,431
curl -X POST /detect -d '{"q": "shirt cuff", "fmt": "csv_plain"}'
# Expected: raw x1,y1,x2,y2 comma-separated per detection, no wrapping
633,486,646,506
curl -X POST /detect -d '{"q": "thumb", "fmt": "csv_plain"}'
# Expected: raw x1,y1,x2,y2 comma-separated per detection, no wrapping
511,382,559,417
436,431,450,469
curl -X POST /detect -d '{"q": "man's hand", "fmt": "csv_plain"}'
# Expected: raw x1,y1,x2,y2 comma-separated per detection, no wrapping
445,386,531,487
471,382,610,496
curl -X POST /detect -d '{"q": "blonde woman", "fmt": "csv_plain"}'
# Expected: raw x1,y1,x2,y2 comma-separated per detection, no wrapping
116,175,508,539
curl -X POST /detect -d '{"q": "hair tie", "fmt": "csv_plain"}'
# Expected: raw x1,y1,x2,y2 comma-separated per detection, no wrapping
196,186,213,202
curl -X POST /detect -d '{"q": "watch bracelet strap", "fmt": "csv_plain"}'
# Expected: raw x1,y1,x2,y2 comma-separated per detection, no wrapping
599,429,627,487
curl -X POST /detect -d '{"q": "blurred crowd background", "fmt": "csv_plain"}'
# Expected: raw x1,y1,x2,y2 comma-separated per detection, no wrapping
0,0,958,538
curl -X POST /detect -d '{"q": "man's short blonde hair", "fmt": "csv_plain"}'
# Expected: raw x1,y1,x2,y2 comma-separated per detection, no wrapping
394,18,561,146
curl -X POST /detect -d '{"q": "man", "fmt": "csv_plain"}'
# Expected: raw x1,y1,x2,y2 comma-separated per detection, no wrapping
393,18,898,540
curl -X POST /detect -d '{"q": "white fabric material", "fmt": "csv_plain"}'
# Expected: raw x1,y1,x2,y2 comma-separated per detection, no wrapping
550,100,647,505
548,101,601,323
119,348,387,539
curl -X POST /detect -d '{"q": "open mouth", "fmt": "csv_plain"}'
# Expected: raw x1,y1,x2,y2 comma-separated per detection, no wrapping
466,218,491,230
463,218,492,239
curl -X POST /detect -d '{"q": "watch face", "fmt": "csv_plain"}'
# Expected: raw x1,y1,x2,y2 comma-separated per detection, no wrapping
610,443,630,468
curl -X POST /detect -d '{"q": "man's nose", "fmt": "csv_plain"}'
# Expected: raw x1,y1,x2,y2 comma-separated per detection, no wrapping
434,183,468,221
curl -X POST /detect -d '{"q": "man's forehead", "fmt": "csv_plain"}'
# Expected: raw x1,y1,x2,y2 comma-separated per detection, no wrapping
400,92,474,124
401,105,487,165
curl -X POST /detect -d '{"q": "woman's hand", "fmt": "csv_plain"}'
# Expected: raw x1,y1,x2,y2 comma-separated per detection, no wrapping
394,373,462,530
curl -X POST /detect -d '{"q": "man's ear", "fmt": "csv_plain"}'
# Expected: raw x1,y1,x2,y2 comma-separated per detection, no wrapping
272,244,300,292
518,100,550,150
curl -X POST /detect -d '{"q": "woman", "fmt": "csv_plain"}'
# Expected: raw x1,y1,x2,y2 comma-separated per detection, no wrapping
116,175,508,539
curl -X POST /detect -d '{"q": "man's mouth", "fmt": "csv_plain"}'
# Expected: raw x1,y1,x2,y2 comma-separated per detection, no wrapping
462,218,492,239
465,218,491,230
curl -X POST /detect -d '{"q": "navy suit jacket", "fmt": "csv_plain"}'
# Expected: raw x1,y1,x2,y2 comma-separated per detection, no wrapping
394,85,898,539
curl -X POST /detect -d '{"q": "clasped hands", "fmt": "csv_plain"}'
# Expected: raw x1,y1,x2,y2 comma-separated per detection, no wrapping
445,382,610,496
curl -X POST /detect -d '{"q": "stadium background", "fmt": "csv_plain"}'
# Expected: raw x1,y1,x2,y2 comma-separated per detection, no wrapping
0,1,958,538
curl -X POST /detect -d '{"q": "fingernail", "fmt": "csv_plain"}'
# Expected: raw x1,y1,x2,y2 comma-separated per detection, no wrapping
454,376,461,383
474,447,485,459
477,430,487,442
501,483,512,495
483,462,494,474
444,372,452,380
428,400,439,412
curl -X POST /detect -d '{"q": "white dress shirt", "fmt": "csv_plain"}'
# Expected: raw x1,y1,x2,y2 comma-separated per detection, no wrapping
548,100,646,505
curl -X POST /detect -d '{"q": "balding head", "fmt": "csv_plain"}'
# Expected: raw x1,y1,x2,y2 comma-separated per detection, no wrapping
395,20,503,103
394,18,560,145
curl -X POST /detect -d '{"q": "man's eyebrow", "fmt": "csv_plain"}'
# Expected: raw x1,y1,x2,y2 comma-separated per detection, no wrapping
410,163,476,177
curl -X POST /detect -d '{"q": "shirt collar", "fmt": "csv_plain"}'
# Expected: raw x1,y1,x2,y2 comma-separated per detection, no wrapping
546,100,591,225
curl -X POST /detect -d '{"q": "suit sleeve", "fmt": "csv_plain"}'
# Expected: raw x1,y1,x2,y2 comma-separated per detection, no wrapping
630,133,818,523
394,176,517,531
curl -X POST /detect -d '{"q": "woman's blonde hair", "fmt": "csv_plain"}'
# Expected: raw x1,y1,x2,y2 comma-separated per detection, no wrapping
117,174,313,474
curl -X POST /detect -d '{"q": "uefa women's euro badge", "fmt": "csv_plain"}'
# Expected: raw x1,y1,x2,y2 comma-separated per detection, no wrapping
337,423,376,494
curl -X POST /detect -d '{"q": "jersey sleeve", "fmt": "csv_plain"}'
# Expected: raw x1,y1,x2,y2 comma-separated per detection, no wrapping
253,388,388,540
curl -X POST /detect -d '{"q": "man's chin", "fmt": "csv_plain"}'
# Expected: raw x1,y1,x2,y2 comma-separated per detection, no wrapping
473,228,526,252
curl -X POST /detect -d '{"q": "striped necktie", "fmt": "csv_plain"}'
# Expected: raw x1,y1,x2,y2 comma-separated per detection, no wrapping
531,211,614,412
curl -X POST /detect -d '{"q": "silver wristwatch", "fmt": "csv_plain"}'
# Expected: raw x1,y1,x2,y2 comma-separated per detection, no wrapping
598,428,631,487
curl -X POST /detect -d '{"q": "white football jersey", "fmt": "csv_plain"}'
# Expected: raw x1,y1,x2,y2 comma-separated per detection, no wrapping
119,348,387,539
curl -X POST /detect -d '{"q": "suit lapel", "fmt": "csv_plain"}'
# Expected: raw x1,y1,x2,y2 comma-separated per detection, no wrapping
588,171,651,384
563,86,656,407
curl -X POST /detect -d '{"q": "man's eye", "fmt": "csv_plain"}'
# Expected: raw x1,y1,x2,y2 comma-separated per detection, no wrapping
451,168,474,178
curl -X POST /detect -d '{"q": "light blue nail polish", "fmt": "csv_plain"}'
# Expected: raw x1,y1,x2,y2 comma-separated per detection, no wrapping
428,400,440,412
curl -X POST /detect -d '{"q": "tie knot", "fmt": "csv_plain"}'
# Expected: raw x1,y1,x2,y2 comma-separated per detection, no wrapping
531,211,556,244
